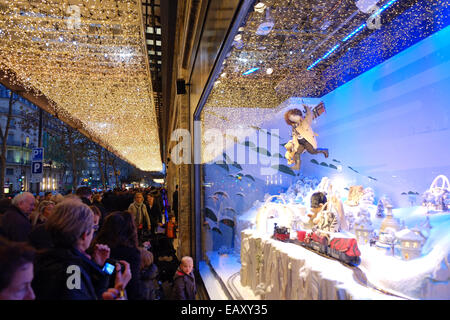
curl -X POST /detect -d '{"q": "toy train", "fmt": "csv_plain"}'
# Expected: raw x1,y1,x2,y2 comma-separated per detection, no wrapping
273,223,290,241
273,224,361,266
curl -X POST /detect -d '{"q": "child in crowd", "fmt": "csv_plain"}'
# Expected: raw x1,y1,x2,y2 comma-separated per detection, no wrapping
138,247,160,300
171,256,196,300
165,215,178,249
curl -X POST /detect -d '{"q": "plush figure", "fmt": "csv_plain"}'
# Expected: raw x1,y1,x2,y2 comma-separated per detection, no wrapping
284,139,301,166
284,104,328,170
308,192,348,233
330,194,349,231
307,192,327,229
313,204,339,234
345,186,364,207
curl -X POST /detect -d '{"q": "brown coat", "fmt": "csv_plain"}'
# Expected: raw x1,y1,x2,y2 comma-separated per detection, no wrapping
292,106,318,149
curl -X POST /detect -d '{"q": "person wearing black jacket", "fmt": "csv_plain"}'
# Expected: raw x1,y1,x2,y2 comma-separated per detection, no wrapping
28,223,53,250
1,192,35,242
92,193,108,228
171,256,196,300
145,193,162,237
90,211,144,300
76,186,92,206
32,200,131,300
172,185,179,221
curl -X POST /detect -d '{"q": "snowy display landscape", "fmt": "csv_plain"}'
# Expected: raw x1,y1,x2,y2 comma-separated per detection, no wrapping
232,179,450,300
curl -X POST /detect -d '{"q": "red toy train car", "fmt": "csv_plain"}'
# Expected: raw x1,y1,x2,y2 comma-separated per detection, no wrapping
273,226,361,265
296,230,361,266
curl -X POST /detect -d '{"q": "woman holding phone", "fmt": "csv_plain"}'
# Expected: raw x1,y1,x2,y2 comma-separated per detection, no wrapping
90,211,143,300
31,199,131,300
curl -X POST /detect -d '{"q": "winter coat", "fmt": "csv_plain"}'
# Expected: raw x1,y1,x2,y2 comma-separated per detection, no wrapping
140,264,159,300
146,201,163,224
1,205,32,242
32,247,110,300
166,221,177,239
292,106,318,149
28,223,53,250
128,202,151,230
171,268,196,300
108,245,143,300
79,196,92,206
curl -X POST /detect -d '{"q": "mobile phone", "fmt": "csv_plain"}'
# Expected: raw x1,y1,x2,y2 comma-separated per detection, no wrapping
102,258,126,275
102,259,117,275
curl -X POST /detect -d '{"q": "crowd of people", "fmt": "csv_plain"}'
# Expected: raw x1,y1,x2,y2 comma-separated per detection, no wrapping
0,186,197,301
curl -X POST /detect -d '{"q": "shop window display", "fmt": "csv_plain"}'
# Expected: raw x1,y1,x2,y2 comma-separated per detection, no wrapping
199,0,450,299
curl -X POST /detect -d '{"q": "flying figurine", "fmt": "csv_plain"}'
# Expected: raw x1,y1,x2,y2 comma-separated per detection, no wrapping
284,101,329,170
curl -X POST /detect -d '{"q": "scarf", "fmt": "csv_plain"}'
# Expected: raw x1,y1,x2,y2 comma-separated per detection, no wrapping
133,202,145,225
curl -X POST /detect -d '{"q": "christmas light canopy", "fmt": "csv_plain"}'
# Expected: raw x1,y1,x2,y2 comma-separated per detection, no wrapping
0,0,162,172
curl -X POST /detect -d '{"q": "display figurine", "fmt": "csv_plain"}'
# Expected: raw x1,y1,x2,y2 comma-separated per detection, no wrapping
283,103,329,170
312,203,338,233
345,186,364,207
307,191,328,229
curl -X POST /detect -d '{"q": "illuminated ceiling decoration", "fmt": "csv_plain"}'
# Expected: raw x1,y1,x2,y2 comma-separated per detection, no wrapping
201,0,449,163
0,0,162,171
307,0,399,70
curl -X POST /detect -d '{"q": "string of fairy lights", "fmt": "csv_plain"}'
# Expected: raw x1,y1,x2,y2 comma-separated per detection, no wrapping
0,0,162,172
201,0,449,164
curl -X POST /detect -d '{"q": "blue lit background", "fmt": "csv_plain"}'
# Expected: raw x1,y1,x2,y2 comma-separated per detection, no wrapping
203,0,450,250
302,23,450,207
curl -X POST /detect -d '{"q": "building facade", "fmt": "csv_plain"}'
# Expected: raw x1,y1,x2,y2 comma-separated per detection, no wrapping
0,85,63,195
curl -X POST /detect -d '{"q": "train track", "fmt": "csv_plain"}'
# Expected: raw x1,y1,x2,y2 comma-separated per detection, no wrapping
227,271,245,300
226,236,412,300
288,239,413,300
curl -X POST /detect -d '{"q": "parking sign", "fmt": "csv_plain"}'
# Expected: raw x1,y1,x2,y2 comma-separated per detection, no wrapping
32,148,44,162
31,148,44,183
32,162,43,174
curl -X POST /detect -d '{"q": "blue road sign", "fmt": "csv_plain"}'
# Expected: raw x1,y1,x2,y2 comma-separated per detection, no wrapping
32,161,43,174
32,147,44,162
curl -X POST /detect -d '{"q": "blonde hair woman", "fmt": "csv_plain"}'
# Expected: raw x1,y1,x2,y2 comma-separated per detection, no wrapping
128,192,151,241
30,200,55,227
50,193,65,204
32,200,131,300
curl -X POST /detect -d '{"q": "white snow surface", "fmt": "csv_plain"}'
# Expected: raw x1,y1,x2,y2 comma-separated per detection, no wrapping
235,201,450,299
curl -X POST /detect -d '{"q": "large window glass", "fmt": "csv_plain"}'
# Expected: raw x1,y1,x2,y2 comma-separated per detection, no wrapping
199,0,450,300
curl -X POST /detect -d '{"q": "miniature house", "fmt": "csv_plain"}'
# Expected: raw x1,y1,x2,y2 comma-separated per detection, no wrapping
396,228,425,260
354,217,374,245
